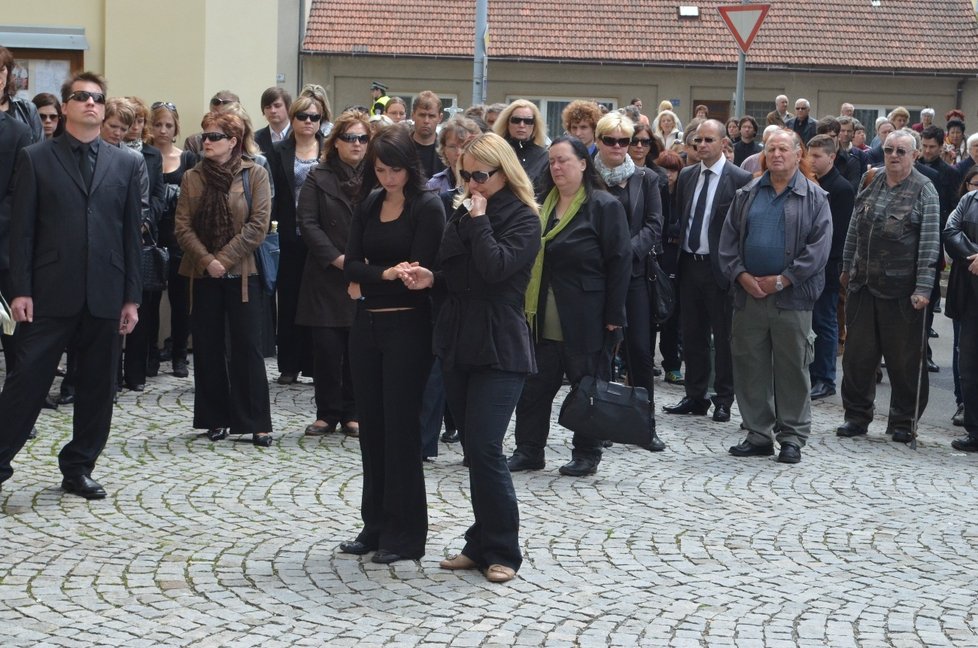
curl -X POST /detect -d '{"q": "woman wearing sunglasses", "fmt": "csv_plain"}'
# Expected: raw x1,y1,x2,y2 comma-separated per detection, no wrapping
594,113,666,452
295,110,371,438
399,132,541,583
339,126,445,564
174,112,274,447
507,135,631,478
31,92,63,140
267,94,328,385
492,99,549,188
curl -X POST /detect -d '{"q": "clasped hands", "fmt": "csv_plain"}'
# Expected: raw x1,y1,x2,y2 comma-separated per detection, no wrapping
737,272,787,299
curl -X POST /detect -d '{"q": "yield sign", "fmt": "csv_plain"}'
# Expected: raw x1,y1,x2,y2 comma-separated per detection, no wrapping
717,4,770,53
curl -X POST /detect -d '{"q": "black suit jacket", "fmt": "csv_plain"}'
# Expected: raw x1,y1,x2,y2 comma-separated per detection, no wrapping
674,159,753,288
10,134,143,318
609,167,663,277
268,136,323,245
255,126,273,155
537,190,630,354
0,111,31,270
140,143,166,232
816,166,855,261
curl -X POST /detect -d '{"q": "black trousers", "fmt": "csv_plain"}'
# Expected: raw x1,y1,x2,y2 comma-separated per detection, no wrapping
0,309,120,483
123,289,162,386
167,254,190,362
310,325,354,425
678,254,734,407
444,366,525,571
624,276,655,401
959,308,978,438
190,276,271,435
276,240,311,376
841,288,928,431
657,244,682,372
513,338,608,462
349,307,431,558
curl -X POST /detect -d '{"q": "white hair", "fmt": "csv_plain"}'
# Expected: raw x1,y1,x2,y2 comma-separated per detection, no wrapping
967,132,978,149
761,124,781,142
795,98,810,109
921,108,935,118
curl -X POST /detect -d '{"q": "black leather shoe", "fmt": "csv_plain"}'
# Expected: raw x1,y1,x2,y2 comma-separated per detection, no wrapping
953,404,965,427
777,444,802,464
252,433,273,447
507,452,544,472
601,439,614,448
207,428,228,441
339,540,375,555
663,397,710,415
951,437,978,452
146,358,160,378
42,395,59,410
712,404,731,422
836,422,867,437
61,474,106,500
926,359,939,373
371,549,410,564
441,429,460,443
810,381,836,400
645,433,666,452
172,359,189,378
277,372,298,385
57,392,76,405
891,429,913,443
126,382,145,392
558,457,598,476
928,328,938,339
728,440,775,457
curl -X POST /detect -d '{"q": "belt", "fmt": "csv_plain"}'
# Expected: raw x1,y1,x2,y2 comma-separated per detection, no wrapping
682,251,710,262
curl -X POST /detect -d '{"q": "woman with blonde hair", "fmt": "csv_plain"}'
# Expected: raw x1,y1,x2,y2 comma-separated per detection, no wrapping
653,109,683,150
399,132,540,583
492,99,549,185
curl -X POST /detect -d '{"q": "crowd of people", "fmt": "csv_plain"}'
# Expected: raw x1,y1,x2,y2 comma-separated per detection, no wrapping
1,50,977,584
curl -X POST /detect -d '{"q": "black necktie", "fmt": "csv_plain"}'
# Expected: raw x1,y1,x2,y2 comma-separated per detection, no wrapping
77,144,93,189
688,169,712,253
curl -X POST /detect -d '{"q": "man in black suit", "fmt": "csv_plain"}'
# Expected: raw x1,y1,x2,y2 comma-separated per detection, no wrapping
0,109,32,374
254,86,292,155
0,71,142,498
663,120,752,422
786,99,817,144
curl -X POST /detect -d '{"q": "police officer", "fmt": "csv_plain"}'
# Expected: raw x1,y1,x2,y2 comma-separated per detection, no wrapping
369,81,389,117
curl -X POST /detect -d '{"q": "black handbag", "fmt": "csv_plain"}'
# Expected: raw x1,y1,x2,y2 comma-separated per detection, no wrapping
557,332,654,447
647,252,675,324
140,230,169,292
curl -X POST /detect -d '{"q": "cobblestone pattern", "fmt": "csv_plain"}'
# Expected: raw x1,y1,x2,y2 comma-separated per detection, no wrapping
2,365,977,647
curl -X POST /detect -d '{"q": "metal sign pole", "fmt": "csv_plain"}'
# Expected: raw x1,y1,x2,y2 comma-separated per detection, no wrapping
472,0,488,105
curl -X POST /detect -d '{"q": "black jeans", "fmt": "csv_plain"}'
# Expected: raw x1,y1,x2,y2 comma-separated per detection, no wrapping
310,326,354,426
190,276,271,435
444,366,525,571
124,289,162,386
166,253,190,362
276,239,311,376
348,307,431,558
513,338,608,463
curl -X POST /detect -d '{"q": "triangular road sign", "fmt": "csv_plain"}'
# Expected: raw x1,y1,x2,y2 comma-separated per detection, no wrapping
718,4,770,53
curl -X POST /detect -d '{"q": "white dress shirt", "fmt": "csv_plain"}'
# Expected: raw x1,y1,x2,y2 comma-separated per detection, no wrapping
684,157,727,255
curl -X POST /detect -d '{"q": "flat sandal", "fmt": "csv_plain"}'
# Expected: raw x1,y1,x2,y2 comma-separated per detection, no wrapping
485,564,516,583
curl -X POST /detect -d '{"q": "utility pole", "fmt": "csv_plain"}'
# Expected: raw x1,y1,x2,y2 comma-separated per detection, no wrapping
472,0,488,105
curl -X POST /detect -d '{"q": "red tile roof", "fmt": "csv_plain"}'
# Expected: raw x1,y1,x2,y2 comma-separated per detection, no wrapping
303,0,978,74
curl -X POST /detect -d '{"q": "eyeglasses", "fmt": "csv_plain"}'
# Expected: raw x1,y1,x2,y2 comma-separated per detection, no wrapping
601,136,631,148
630,138,653,147
693,137,718,145
509,116,535,126
39,113,60,122
883,146,910,157
338,133,369,144
201,132,231,142
67,91,106,104
459,168,500,184
295,112,322,123
152,101,177,112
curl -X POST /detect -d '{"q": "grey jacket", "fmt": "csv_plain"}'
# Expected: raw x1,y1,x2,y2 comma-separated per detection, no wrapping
718,169,832,311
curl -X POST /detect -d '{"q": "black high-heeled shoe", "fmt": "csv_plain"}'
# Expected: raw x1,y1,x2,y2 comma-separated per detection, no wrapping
252,433,273,447
207,428,228,441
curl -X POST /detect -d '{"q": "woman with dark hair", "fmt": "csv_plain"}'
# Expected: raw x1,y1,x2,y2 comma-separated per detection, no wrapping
296,110,371,438
174,112,274,447
31,92,62,139
400,132,541,583
339,125,445,564
654,149,687,385
150,101,197,377
628,122,664,170
507,135,631,477
492,99,549,186
0,47,42,142
725,118,740,143
267,93,327,385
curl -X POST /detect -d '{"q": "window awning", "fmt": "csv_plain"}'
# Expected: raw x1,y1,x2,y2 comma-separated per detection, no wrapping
0,25,88,50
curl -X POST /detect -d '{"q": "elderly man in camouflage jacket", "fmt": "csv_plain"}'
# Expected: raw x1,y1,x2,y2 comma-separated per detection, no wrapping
837,130,940,444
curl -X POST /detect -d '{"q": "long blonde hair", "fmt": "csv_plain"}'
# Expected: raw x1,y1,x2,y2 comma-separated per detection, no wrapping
454,132,539,215
492,99,547,147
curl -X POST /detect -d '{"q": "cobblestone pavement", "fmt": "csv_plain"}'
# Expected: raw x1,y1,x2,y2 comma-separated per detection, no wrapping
2,345,977,647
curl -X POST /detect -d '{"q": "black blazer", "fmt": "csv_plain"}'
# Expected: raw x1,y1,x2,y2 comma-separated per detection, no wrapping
816,167,855,261
433,188,541,372
0,111,31,270
255,126,273,155
140,143,166,236
268,135,323,245
675,159,753,288
537,190,630,354
608,166,663,276
10,134,143,318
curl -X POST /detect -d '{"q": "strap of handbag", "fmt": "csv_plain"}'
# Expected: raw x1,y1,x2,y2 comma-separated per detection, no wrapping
241,168,253,214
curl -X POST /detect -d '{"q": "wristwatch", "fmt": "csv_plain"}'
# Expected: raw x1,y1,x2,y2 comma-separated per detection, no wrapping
775,275,784,292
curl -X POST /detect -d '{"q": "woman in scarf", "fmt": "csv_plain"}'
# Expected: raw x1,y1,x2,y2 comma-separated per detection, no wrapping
506,135,631,478
296,110,371,437
399,132,541,583
174,112,274,446
592,112,666,452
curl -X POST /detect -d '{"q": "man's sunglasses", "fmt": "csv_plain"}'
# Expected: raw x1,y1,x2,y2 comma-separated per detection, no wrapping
67,91,106,104
883,146,910,157
459,168,499,184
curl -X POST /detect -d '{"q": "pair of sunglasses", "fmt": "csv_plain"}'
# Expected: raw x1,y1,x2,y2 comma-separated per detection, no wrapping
509,116,535,126
459,168,499,184
338,133,369,144
201,132,230,142
295,112,322,123
67,91,106,104
600,136,631,148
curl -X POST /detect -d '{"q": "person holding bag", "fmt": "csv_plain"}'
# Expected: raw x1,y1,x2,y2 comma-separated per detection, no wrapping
174,112,273,447
507,135,631,477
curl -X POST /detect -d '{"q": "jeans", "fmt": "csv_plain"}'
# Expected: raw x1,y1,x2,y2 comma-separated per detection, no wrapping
810,264,841,386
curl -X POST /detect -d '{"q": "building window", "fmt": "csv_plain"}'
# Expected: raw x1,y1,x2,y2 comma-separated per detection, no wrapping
506,97,617,142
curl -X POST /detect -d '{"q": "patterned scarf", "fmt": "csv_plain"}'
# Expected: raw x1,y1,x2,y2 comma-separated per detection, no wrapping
194,156,242,253
594,154,635,187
